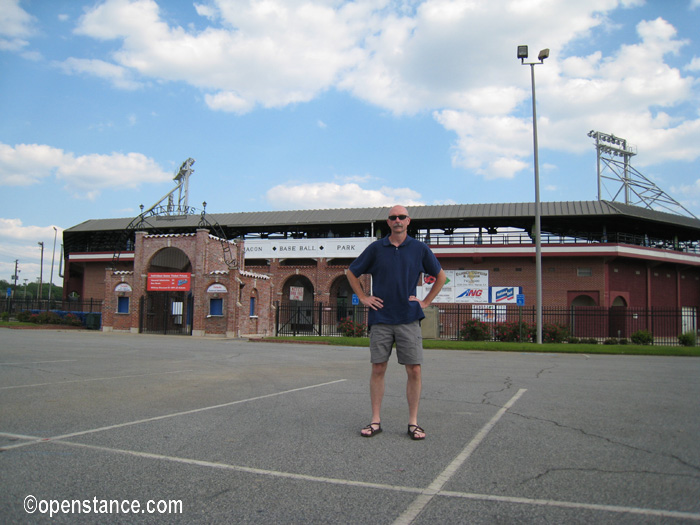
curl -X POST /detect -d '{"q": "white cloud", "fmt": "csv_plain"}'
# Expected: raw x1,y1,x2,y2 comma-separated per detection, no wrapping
686,56,700,71
0,143,172,199
73,0,366,110
56,58,142,90
265,182,423,209
0,0,35,51
194,3,219,21
0,218,63,284
56,0,700,183
0,218,61,241
0,143,66,185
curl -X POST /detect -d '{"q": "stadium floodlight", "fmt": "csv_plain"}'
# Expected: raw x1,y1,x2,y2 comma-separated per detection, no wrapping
518,45,550,344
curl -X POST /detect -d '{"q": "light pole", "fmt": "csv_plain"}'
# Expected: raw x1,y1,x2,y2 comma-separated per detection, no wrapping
38,241,44,301
49,227,57,305
518,45,549,344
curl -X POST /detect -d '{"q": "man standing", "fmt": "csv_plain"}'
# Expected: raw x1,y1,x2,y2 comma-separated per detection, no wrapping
347,205,446,440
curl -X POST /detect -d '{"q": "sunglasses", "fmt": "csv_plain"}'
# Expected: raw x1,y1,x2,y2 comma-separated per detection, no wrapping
388,215,408,221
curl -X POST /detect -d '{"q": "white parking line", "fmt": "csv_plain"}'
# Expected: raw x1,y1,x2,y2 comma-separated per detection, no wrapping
439,490,700,522
0,359,77,366
3,380,698,522
393,388,527,524
0,379,347,450
0,369,194,390
47,432,700,522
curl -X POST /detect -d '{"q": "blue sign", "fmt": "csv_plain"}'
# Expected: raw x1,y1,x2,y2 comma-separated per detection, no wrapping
516,294,525,306
351,294,359,306
6,288,11,298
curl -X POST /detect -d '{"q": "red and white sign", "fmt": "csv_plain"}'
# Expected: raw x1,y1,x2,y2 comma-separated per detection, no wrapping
289,286,304,301
147,273,191,291
114,283,133,293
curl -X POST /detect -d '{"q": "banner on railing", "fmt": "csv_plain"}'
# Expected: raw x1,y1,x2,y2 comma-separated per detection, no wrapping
244,237,373,259
417,270,521,304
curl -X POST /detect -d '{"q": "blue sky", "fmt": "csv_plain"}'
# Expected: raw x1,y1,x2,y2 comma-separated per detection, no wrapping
2,0,700,285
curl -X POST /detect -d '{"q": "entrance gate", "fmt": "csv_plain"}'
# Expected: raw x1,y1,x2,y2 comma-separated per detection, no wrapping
140,292,193,335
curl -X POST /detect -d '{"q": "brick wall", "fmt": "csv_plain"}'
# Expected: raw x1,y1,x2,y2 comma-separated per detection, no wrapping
92,238,700,334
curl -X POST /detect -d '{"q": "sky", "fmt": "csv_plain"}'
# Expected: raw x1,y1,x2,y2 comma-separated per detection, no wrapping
2,0,700,287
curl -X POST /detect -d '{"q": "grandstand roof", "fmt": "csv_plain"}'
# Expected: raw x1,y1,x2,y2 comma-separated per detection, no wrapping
64,200,700,254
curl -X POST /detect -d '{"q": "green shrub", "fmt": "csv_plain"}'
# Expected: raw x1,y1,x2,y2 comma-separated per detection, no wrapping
33,311,63,325
584,338,599,345
460,318,491,341
630,329,653,345
678,331,696,347
0,311,9,322
337,317,366,337
618,338,629,345
16,310,31,322
63,313,83,327
566,336,580,344
603,338,618,345
542,323,569,343
494,321,531,342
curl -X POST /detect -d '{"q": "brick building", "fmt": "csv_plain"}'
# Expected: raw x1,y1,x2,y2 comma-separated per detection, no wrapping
99,229,271,337
62,201,700,337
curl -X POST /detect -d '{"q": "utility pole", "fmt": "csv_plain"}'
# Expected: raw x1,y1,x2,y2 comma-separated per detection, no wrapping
38,241,44,300
49,227,57,304
12,259,19,297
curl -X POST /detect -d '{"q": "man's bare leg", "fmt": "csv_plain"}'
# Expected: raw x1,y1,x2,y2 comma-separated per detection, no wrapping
361,361,388,436
405,364,425,438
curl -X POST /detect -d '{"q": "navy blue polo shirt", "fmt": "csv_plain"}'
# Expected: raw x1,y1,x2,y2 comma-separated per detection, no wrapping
349,235,442,327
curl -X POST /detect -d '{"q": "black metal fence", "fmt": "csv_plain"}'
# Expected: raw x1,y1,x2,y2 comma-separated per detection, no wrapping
1,298,103,315
275,302,697,346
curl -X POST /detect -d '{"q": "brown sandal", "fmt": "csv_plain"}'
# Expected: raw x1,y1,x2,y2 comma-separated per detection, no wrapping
407,424,425,440
361,422,382,437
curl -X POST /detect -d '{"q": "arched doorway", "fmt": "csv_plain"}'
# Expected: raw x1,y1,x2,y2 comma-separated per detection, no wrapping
571,294,597,307
569,294,598,339
611,296,627,307
330,275,353,318
280,275,315,334
141,247,194,335
609,295,629,339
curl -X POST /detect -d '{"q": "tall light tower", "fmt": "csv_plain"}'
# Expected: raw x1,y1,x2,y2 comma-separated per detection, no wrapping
518,45,549,344
588,130,697,219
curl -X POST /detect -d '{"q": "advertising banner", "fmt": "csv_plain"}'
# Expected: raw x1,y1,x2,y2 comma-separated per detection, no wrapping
147,273,191,291
454,270,489,303
472,304,507,323
417,270,521,306
491,286,523,304
244,237,373,259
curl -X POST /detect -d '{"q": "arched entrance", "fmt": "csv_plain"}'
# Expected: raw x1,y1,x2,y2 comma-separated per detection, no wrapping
330,275,354,322
569,294,599,339
609,295,629,339
141,247,194,335
571,294,597,307
280,275,315,334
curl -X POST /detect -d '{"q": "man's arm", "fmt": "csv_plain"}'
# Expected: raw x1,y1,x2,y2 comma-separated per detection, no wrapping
410,269,447,309
346,269,384,310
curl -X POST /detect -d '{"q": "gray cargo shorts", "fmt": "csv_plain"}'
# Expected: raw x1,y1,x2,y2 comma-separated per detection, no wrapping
369,320,423,365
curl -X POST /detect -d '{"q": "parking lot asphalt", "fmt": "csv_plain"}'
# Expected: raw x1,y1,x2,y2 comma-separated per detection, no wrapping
1,329,699,523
